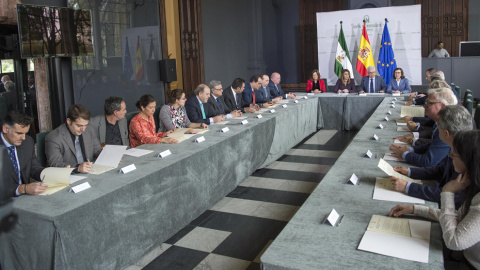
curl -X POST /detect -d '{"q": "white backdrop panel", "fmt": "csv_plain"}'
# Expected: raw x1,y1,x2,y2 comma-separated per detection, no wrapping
316,5,421,87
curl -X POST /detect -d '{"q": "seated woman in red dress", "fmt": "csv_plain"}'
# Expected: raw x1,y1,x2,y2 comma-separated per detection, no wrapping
306,69,326,93
129,94,178,148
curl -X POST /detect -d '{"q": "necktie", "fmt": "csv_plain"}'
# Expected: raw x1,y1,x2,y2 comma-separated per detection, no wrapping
263,87,268,98
216,98,224,114
8,146,20,182
369,78,374,93
252,90,256,104
235,94,240,109
74,136,84,164
200,102,206,119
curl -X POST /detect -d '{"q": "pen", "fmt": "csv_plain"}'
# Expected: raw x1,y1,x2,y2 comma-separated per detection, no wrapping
87,159,95,172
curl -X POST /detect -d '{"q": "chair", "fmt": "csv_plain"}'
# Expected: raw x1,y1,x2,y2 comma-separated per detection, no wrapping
474,104,480,130
125,111,137,127
464,93,473,107
322,78,328,92
454,86,461,102
465,98,473,115
464,89,472,103
153,106,161,130
36,131,51,167
451,83,455,88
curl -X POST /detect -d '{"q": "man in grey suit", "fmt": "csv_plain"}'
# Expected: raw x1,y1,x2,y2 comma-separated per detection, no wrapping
1,111,46,196
89,96,129,147
358,66,387,93
207,80,242,119
45,104,102,173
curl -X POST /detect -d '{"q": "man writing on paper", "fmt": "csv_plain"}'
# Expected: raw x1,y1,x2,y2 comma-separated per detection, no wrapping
358,66,387,94
207,80,242,118
389,88,456,167
185,84,226,125
390,105,472,209
1,111,46,196
268,72,296,99
222,78,256,114
45,104,102,173
243,75,274,109
90,96,129,147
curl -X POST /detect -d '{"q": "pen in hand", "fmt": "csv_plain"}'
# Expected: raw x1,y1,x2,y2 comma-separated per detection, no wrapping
87,159,95,172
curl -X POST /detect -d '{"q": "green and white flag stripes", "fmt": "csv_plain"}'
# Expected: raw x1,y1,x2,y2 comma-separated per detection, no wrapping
334,23,354,79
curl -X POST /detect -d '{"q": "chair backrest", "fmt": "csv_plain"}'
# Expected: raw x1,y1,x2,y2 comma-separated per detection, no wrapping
0,95,7,127
464,89,472,103
153,106,161,130
464,93,473,107
465,98,473,115
474,104,480,130
454,86,462,103
36,131,51,167
125,111,138,128
451,83,455,87
321,78,328,91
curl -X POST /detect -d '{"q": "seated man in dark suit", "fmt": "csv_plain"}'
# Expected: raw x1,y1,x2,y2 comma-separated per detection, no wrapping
243,75,273,109
207,80,242,118
45,104,102,174
260,74,281,103
389,88,456,167
268,72,296,99
1,111,47,196
185,84,226,125
223,78,256,114
357,66,387,93
390,105,472,209
89,96,130,147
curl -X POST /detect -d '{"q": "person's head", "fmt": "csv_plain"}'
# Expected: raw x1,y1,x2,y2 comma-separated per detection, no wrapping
426,68,436,82
393,68,405,80
342,69,351,83
270,72,281,85
437,41,444,49
168,89,186,106
261,74,269,88
135,94,156,117
428,80,451,90
367,66,376,78
424,88,457,121
2,111,32,146
1,75,10,83
231,78,245,94
249,75,262,91
430,70,445,81
4,81,14,92
209,80,223,98
194,84,211,103
66,104,91,136
310,69,320,81
437,105,473,147
104,96,126,120
452,130,480,214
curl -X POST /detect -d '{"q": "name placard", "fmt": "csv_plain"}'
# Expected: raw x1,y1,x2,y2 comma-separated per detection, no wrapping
348,173,359,185
220,127,229,132
387,111,392,115
371,134,379,141
294,100,299,103
325,209,343,227
119,164,136,174
70,182,91,193
378,124,384,129
195,136,205,143
303,96,308,99
391,104,396,108
393,97,398,101
158,149,172,158
392,93,400,97
391,101,396,104
269,109,276,113
241,120,249,125
364,150,373,158
307,93,315,96
384,116,389,121
282,104,287,108
359,93,367,96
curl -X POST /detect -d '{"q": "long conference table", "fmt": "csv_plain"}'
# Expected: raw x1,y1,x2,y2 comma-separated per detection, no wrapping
0,93,443,269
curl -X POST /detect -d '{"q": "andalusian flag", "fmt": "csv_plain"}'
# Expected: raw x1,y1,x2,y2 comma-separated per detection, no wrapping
377,20,397,86
356,22,375,77
135,36,144,85
334,23,354,79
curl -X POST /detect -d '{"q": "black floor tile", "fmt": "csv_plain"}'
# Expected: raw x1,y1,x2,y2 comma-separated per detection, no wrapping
276,155,337,165
226,186,249,198
246,262,261,270
252,169,325,183
164,225,197,245
189,210,217,227
226,187,310,206
143,246,208,270
294,130,356,151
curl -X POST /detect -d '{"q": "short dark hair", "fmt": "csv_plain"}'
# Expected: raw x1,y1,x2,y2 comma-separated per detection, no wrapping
168,89,185,104
392,68,405,79
104,96,124,115
437,41,443,45
426,68,436,74
3,111,32,128
135,94,156,110
67,104,91,122
249,75,261,83
231,78,245,89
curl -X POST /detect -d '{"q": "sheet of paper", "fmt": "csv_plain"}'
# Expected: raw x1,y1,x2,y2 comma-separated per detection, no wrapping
367,215,411,237
400,106,425,117
89,164,115,175
373,177,425,204
377,159,420,183
396,119,407,123
124,148,153,157
234,116,248,119
396,122,407,126
95,145,127,168
409,219,431,240
39,167,75,195
166,128,207,142
393,139,409,145
215,121,230,125
383,153,403,162
397,127,410,132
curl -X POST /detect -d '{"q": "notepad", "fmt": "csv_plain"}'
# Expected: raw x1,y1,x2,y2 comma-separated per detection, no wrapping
358,215,431,263
400,106,425,117
373,177,425,204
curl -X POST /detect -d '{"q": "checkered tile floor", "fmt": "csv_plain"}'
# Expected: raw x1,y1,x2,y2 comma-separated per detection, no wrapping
123,130,357,270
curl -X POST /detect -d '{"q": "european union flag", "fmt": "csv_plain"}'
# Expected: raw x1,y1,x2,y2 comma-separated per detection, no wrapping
123,37,134,80
377,21,396,86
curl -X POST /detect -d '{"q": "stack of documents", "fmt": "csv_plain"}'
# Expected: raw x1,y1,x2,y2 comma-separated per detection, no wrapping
400,106,425,117
358,215,431,263
91,145,127,174
167,128,209,142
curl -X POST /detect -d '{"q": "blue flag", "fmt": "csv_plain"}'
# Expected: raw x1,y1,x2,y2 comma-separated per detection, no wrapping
123,37,134,80
377,21,397,86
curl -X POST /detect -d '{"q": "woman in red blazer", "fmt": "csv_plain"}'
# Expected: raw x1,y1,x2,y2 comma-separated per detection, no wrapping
306,69,326,93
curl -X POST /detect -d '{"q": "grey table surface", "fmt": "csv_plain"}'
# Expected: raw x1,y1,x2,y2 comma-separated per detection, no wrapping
260,96,444,270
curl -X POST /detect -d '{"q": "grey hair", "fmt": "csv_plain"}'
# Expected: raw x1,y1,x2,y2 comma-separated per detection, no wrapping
208,80,222,91
194,84,209,95
430,87,457,105
104,96,124,115
438,105,473,136
430,70,445,80
428,80,451,90
367,66,376,72
4,81,14,92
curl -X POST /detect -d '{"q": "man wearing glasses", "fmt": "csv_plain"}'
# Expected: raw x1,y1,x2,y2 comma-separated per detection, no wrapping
207,80,242,118
358,66,387,93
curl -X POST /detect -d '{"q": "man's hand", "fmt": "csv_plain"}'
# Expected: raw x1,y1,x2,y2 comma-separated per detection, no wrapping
408,92,417,97
287,93,296,99
390,176,407,192
417,94,426,98
394,133,414,144
393,165,409,176
262,102,271,108
389,143,410,159
401,116,412,122
200,123,208,129
162,138,179,144
245,107,255,113
212,115,226,122
78,161,93,173
231,110,242,118
392,90,401,94
24,183,48,195
273,96,282,102
378,90,385,93
407,121,418,131
389,205,414,217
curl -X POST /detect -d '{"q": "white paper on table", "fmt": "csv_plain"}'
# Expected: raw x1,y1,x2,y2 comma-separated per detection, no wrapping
396,122,407,126
397,127,410,132
393,139,409,145
373,177,425,204
89,164,116,175
276,100,289,104
235,116,248,119
215,121,230,125
95,145,127,167
377,159,420,183
69,175,86,184
400,106,425,117
39,167,75,195
124,148,153,157
383,153,403,162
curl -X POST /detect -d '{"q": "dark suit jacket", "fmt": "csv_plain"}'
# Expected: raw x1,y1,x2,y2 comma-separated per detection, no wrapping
409,156,463,209
89,115,129,146
2,90,17,111
223,86,245,113
357,75,387,93
268,81,286,99
242,83,267,107
45,123,102,168
185,95,214,125
0,135,43,197
260,86,272,101
405,123,450,167
207,95,231,116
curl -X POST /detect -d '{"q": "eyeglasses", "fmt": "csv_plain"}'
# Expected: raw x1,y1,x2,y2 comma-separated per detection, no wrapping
424,101,442,106
215,88,223,91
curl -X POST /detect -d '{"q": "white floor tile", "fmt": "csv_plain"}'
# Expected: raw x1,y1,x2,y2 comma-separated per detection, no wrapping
251,201,299,222
304,130,337,145
277,180,317,194
194,254,250,270
298,163,331,173
268,161,303,171
213,198,263,216
286,149,341,158
175,227,231,253
210,197,233,211
239,176,286,190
